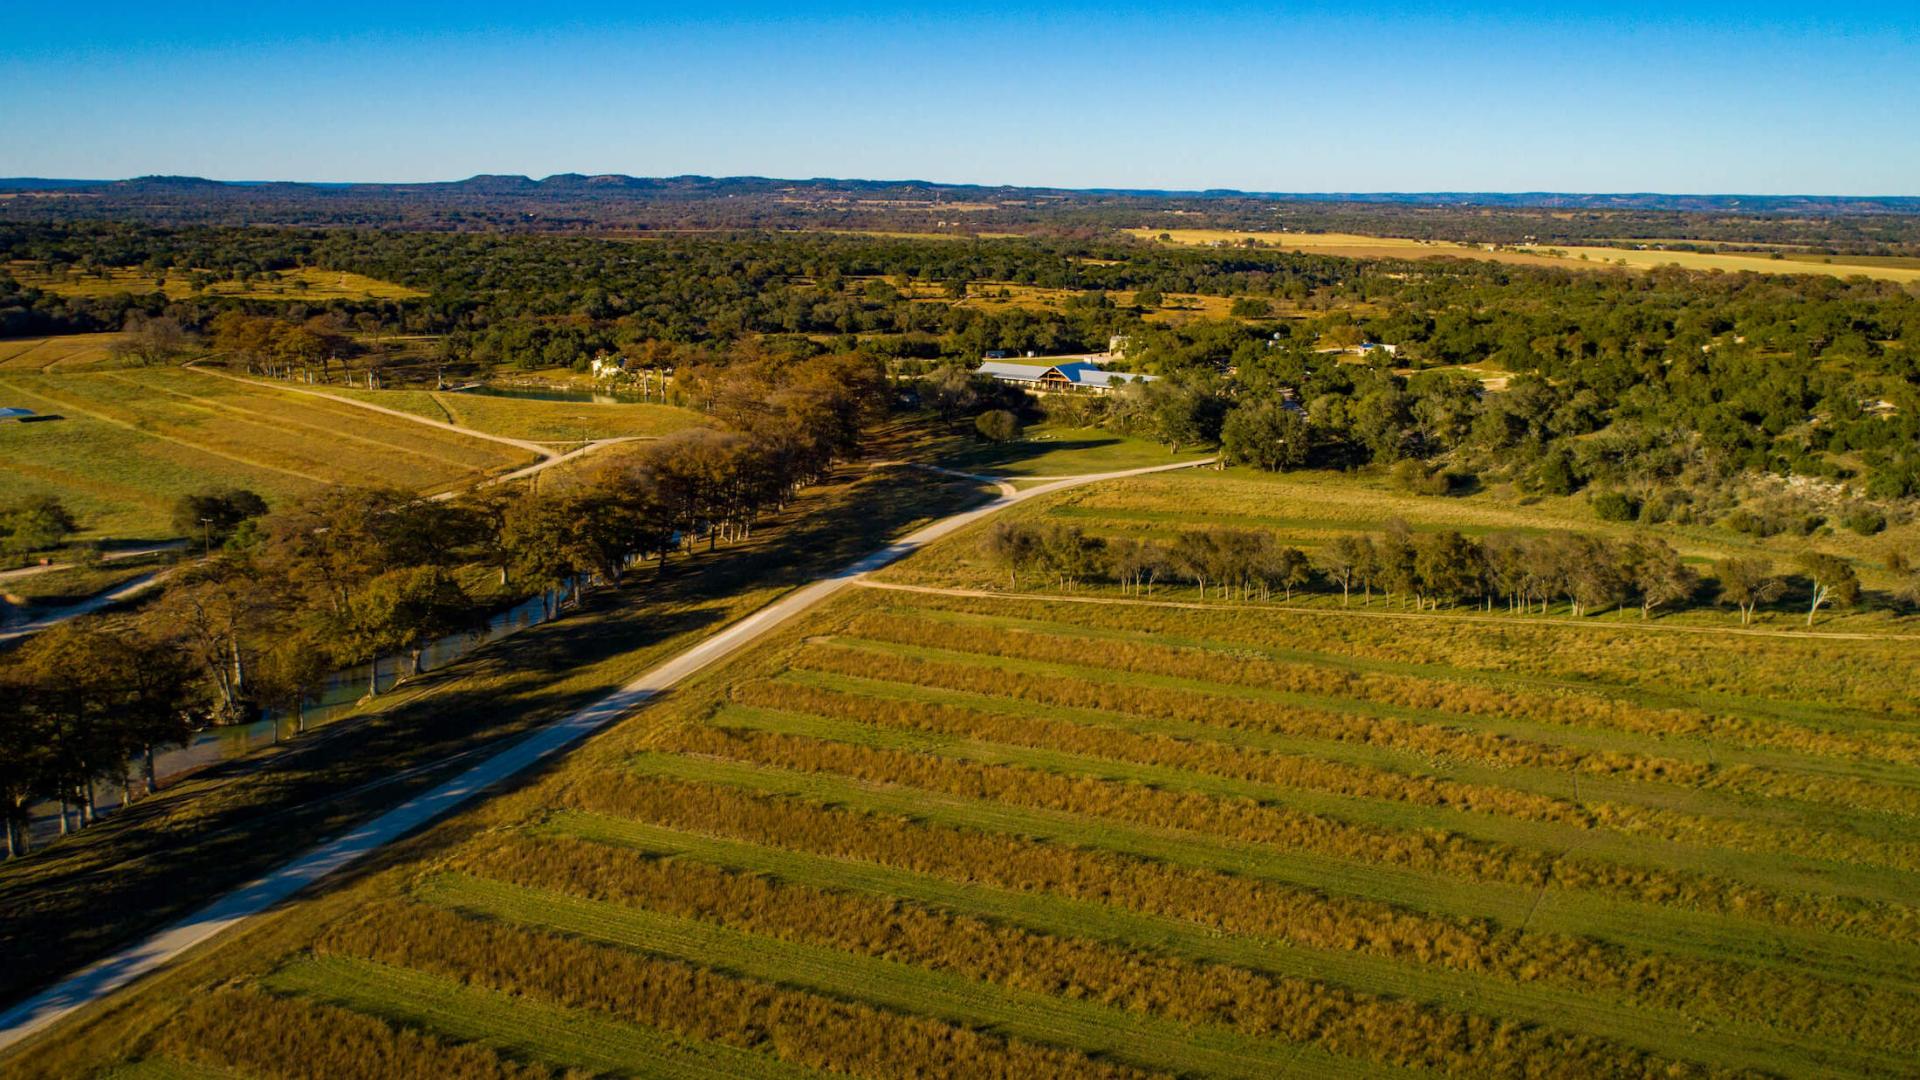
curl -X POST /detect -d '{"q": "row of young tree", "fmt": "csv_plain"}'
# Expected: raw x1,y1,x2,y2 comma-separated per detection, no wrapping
981,520,1885,625
0,352,885,857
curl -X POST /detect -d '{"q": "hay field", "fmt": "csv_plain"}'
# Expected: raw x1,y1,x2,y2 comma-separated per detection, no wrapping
0,333,132,373
1129,228,1576,269
1129,228,1920,282
0,368,533,538
1544,245,1920,281
6,263,426,301
315,387,706,443
34,499,1920,1078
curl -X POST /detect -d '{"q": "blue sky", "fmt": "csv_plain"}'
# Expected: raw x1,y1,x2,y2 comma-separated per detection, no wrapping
2,2,1915,193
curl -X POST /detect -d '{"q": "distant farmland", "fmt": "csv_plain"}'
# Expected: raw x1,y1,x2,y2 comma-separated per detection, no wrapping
0,333,131,373
1132,227,1920,282
30,472,1920,1079
0,367,532,538
5,262,425,301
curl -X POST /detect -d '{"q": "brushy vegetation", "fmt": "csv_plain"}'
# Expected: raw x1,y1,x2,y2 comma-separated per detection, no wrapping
314,899,1161,1080
445,833,1735,1079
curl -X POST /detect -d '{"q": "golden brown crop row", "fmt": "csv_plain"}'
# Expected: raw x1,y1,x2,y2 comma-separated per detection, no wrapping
735,679,1920,871
738,677,1593,823
573,772,1920,1052
154,987,569,1080
794,641,1920,817
843,610,1920,766
317,899,1160,1080
658,719,1920,951
921,588,1915,718
462,833,1741,1080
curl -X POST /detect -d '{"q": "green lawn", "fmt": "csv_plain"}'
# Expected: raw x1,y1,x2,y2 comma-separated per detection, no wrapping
0,368,533,539
931,423,1212,477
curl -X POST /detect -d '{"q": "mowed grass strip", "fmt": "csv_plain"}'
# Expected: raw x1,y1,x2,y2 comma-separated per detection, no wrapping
598,756,1920,998
327,896,1163,1080
451,832,1723,1080
659,716,1920,1050
886,591,1916,732
829,612,1920,778
264,954,821,1080
842,605,1920,755
708,698,1920,893
681,696,1920,931
534,815,1844,1079
773,665,1917,849
551,779,1910,1077
796,633,1920,825
152,982,565,1080
727,678,1920,873
417,873,1387,1080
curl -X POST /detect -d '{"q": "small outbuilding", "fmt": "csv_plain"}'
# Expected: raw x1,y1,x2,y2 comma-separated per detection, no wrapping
0,407,35,422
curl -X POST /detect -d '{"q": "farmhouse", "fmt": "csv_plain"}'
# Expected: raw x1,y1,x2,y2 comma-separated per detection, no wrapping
977,359,1158,394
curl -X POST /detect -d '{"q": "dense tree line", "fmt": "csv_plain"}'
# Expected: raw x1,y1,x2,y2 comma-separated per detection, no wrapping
5,220,1915,506
0,351,882,857
6,177,1919,254
981,519,1894,624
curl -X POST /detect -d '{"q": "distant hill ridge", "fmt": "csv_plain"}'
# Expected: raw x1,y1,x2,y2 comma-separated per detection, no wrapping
3,174,1917,214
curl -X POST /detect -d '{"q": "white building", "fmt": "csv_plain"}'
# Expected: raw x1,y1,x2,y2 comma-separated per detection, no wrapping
977,359,1157,394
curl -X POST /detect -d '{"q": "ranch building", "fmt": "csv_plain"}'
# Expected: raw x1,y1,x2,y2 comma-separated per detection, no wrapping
976,359,1157,395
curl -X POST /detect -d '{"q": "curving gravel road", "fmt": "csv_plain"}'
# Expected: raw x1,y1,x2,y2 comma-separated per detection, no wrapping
0,456,1212,1056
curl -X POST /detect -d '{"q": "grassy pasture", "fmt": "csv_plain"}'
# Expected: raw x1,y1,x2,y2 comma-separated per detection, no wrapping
18,460,1920,1080
0,333,131,373
1547,244,1920,281
0,367,532,538
929,422,1212,477
312,386,706,443
6,263,426,301
1129,228,1920,282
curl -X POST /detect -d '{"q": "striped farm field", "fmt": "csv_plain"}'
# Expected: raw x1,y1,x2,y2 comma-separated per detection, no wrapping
31,470,1920,1080
0,367,534,538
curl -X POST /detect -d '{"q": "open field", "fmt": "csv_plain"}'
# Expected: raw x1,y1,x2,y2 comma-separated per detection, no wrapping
5,263,426,301
0,334,132,373
12,462,1919,1079
312,386,706,443
0,368,534,538
929,423,1213,477
1546,244,1920,281
1129,228,1920,282
1130,228,1579,269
